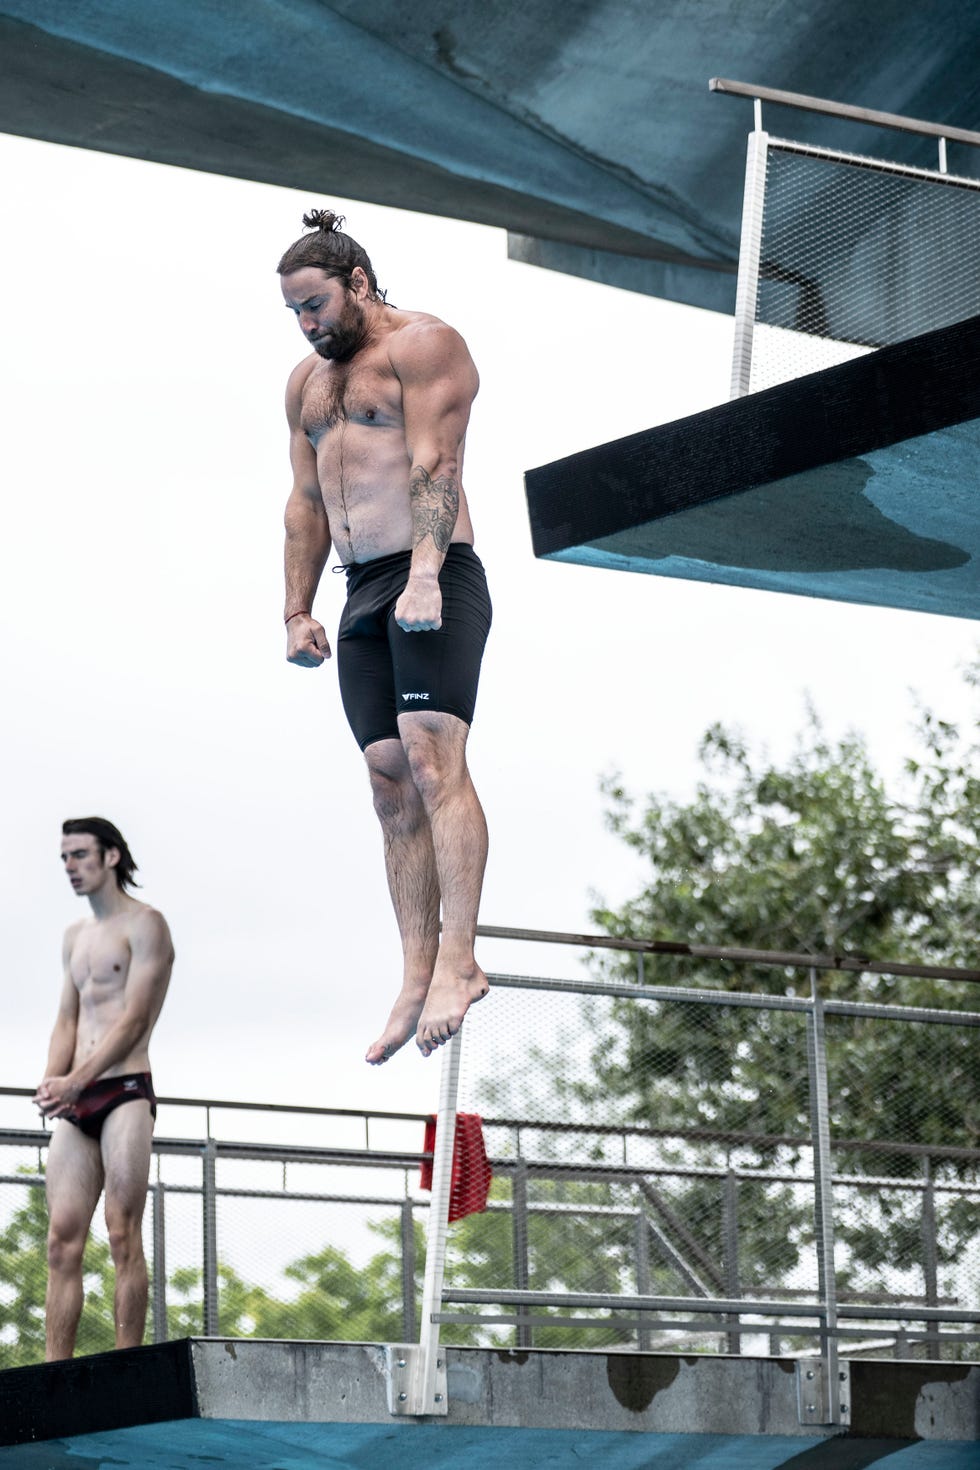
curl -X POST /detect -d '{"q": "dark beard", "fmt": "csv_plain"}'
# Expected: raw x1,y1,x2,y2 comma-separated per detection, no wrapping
312,299,368,361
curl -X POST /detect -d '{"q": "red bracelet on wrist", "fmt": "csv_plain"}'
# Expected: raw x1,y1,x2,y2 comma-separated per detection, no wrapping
284,610,310,625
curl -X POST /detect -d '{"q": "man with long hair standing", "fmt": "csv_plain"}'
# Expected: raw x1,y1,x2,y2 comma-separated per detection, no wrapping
35,818,174,1359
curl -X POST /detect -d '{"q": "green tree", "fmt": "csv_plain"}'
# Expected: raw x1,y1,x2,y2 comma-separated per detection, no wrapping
578,698,980,1335
0,1175,117,1367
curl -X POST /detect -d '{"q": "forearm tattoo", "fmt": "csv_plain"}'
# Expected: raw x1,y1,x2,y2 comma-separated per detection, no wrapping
409,466,459,554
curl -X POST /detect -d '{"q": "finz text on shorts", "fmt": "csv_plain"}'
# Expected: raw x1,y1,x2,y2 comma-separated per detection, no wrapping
402,692,430,701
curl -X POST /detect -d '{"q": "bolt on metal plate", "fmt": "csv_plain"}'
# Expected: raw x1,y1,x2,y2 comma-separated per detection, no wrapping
795,1358,851,1427
383,1343,449,1417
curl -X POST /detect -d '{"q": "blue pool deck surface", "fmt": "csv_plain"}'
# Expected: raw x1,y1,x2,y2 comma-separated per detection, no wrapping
0,1341,976,1468
0,1420,977,1469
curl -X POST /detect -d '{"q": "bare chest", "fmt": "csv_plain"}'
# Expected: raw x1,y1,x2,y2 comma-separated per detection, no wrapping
300,358,402,446
70,924,131,998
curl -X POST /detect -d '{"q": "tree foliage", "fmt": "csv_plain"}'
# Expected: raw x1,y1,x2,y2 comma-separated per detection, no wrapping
588,701,980,1150
581,691,980,1327
0,1181,116,1367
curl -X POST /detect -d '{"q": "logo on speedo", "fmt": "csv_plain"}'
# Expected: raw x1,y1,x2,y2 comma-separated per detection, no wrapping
401,692,431,702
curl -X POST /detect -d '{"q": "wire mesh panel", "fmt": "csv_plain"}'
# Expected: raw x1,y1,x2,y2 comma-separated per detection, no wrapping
0,1152,159,1364
744,140,980,393
445,975,980,1361
0,1165,49,1367
209,1161,420,1343
824,1010,980,1361
0,1102,433,1365
449,983,823,1352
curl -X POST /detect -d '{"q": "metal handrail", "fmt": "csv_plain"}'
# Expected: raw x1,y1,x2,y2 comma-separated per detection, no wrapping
708,78,980,149
0,1084,430,1123
475,923,980,984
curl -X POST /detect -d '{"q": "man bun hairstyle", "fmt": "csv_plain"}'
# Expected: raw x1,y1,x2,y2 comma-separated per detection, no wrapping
277,207,386,300
63,817,140,892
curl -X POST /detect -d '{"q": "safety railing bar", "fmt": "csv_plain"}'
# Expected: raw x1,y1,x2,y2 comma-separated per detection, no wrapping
142,1185,430,1207
6,1147,976,1192
477,924,980,984
467,1158,980,1189
831,1175,978,1195
155,1099,430,1122
822,1000,980,1027
764,136,980,189
440,1274,959,1304
442,1289,980,1325
443,1288,825,1314
5,1117,978,1166
5,1151,976,1193
2,1170,973,1214
151,1140,428,1167
0,1130,52,1146
708,77,980,149
482,1120,980,1163
436,1311,980,1343
487,971,809,1009
486,972,980,1022
0,1084,430,1123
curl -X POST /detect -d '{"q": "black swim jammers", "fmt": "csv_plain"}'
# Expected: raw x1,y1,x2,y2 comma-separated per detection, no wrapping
337,543,492,751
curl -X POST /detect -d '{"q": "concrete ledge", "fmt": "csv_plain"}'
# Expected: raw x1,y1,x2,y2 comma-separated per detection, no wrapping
2,1340,977,1449
524,315,980,619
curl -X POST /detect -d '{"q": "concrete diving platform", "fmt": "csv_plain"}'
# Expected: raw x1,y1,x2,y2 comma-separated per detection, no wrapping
0,1340,977,1467
525,314,980,620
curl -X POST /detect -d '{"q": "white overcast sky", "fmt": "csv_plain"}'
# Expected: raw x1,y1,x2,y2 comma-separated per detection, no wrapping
1,130,976,1126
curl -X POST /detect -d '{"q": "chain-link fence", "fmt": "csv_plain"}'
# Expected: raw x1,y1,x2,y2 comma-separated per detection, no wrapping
731,125,980,395
2,932,978,1379
438,933,980,1366
0,1095,434,1368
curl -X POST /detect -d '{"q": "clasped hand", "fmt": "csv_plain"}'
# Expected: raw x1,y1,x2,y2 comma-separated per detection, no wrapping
33,1075,80,1118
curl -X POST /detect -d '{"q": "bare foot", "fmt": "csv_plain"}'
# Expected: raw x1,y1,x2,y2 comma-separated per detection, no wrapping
365,983,430,1065
416,961,489,1057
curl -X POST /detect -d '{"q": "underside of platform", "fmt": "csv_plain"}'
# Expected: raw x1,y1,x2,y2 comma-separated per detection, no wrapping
525,315,980,619
3,3,980,310
0,1339,977,1467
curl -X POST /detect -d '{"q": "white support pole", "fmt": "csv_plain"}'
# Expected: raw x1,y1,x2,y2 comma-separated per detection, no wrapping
413,1029,463,1414
729,129,769,399
802,967,849,1427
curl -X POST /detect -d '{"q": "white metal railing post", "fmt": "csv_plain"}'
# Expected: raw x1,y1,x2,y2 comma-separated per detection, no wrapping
400,1199,417,1343
413,1029,463,1414
512,1159,531,1348
202,1137,219,1337
800,966,849,1427
722,1168,742,1354
729,125,769,398
151,1177,167,1343
921,1158,940,1360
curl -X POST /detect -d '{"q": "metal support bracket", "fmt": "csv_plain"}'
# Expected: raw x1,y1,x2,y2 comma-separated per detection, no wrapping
796,1358,851,1427
383,1344,448,1417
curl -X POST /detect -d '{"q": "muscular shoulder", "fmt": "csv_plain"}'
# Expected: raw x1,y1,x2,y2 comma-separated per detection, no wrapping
126,904,175,961
62,917,88,957
387,314,478,389
285,355,320,426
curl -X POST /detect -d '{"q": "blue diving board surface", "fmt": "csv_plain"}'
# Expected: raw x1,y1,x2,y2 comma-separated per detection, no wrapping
524,314,980,621
1,1418,978,1469
0,1340,976,1468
